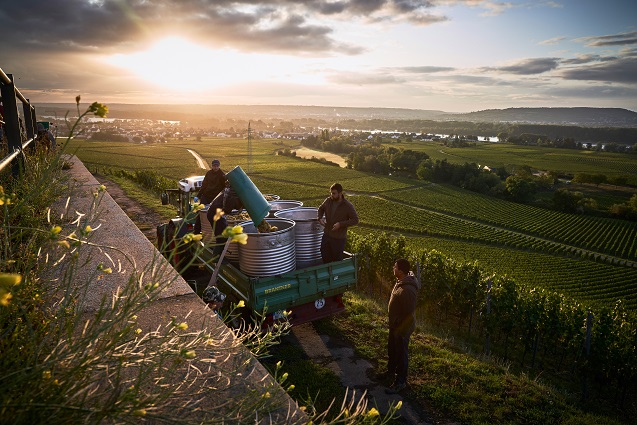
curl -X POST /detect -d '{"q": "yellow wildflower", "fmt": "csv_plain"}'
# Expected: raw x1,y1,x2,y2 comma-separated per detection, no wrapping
0,273,22,287
236,300,245,308
288,384,295,391
366,408,380,418
395,401,403,410
213,208,224,221
0,289,13,307
84,225,93,233
183,350,196,359
263,391,271,399
231,233,248,245
192,202,204,212
132,409,146,417
99,184,106,192
88,102,109,118
51,226,62,236
135,328,142,334
58,240,70,249
43,371,52,379
176,322,188,330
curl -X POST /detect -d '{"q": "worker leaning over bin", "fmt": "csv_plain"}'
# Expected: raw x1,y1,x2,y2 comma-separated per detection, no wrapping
317,183,359,263
194,159,226,234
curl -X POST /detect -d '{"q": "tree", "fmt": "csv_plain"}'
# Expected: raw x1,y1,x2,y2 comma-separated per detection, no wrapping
505,176,537,203
553,189,583,213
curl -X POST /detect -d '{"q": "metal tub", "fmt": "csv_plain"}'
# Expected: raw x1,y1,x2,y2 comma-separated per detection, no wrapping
200,207,249,265
267,200,303,218
238,218,296,276
274,207,323,269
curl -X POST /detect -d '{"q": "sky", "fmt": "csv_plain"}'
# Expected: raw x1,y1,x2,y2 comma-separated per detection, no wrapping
1,0,636,113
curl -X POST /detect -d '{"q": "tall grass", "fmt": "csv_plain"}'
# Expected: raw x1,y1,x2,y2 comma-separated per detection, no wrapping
1,102,402,424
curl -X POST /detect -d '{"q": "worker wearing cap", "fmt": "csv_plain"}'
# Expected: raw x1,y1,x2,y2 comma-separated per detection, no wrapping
194,159,226,234
198,159,226,204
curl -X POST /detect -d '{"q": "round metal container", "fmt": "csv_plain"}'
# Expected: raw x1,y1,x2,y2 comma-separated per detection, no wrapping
262,194,280,202
200,207,249,265
238,218,296,276
274,207,323,269
267,200,303,218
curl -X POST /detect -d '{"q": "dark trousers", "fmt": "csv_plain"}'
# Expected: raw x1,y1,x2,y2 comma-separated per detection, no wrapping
387,328,410,385
320,234,346,264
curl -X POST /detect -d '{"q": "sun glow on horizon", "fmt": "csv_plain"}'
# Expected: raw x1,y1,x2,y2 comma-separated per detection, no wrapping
103,36,324,91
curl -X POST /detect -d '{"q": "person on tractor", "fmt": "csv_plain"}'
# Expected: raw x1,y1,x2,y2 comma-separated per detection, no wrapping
194,159,226,235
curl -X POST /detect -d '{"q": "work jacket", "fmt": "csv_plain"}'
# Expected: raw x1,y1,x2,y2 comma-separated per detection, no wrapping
198,169,225,204
317,196,359,239
388,273,420,338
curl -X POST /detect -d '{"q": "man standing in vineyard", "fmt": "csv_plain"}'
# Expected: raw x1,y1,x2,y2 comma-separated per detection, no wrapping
385,258,420,394
194,159,226,234
317,183,359,263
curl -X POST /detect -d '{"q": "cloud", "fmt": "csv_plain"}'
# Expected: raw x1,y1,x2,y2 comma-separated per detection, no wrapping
560,54,604,65
396,66,456,73
541,84,637,100
578,31,637,48
327,71,406,85
487,58,560,75
539,36,565,46
559,57,637,84
0,0,451,58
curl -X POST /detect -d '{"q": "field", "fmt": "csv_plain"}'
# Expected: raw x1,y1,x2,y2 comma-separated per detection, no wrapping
391,140,637,183
67,136,637,310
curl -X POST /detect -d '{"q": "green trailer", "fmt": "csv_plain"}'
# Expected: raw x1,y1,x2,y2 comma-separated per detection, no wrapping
196,246,358,326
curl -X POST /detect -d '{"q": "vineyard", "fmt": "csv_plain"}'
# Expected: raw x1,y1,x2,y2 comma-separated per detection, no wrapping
68,136,637,312
347,232,637,408
381,185,637,261
392,142,637,182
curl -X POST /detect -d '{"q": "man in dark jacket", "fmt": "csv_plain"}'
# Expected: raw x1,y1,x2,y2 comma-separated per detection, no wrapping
385,258,420,394
198,159,225,204
317,183,359,263
194,159,225,234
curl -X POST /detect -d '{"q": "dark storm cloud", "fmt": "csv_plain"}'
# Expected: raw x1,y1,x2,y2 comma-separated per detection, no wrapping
0,0,444,57
491,58,561,75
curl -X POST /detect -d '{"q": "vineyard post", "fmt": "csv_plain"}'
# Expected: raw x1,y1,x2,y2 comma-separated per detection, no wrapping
583,311,593,401
485,278,492,356
415,260,421,326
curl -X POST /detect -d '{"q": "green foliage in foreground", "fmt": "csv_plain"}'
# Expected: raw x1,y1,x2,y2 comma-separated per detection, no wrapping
321,290,628,425
342,232,636,424
2,108,406,424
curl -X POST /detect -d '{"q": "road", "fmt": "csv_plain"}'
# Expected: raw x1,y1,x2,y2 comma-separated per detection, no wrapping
187,149,209,170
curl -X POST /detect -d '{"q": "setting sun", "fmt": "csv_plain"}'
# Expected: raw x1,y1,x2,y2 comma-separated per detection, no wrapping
103,36,322,92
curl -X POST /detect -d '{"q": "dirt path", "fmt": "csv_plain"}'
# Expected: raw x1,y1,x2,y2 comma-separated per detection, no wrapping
94,174,164,246
290,323,439,424
187,149,209,170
